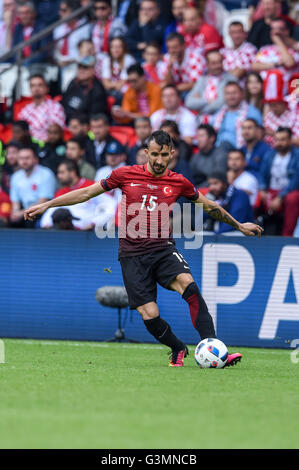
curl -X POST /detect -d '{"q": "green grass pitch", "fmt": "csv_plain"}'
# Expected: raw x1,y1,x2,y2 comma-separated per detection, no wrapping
0,339,298,449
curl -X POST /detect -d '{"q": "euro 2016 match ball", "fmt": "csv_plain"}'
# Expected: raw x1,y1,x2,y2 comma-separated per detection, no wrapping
194,338,228,368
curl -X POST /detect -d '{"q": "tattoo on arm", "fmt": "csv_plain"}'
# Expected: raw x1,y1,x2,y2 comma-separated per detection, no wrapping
208,207,239,230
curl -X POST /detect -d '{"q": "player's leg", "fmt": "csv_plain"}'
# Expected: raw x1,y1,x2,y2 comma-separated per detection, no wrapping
136,301,188,366
119,254,187,366
156,247,242,367
169,273,216,340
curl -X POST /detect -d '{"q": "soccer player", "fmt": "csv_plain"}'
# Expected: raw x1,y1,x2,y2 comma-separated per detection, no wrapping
24,131,263,367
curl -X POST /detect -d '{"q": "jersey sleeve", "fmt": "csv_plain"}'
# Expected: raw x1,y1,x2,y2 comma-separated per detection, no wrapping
100,166,127,191
180,176,199,201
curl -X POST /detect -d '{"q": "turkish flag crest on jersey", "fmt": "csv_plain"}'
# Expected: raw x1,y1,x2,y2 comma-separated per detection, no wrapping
163,186,173,196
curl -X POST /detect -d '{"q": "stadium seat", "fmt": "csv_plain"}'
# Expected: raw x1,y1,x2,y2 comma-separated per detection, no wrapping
109,126,137,147
222,9,250,47
13,97,33,121
0,124,13,144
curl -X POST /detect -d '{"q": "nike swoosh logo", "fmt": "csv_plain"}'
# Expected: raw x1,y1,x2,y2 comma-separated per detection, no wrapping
130,183,141,186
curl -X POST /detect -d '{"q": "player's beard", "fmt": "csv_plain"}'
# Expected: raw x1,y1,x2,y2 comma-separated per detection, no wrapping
150,162,166,175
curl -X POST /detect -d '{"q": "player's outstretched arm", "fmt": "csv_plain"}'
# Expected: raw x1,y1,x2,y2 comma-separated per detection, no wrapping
195,192,263,237
24,182,106,221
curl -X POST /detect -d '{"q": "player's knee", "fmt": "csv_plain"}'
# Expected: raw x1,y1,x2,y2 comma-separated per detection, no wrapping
137,302,159,320
172,273,194,294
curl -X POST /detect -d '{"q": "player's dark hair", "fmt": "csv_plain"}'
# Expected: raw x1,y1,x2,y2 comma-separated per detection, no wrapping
127,63,145,77
67,136,86,150
148,130,173,150
160,120,180,137
13,120,30,132
276,126,292,137
228,148,246,159
198,124,217,140
166,32,185,45
59,159,80,177
209,171,228,185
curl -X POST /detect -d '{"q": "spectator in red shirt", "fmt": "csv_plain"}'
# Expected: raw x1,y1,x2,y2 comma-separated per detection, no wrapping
178,6,223,54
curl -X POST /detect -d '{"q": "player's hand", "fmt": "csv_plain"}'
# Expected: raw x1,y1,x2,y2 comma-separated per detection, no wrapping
238,222,263,237
24,202,49,221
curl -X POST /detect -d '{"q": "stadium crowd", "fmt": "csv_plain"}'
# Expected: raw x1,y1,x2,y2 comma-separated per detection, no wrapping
0,0,299,235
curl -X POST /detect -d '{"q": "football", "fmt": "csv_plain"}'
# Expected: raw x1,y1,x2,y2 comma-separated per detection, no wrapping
194,338,228,368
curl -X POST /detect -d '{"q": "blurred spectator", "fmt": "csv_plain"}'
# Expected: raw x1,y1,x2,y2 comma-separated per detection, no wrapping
241,119,272,179
248,0,281,49
68,113,90,139
150,85,197,145
178,7,223,54
95,140,127,205
142,41,164,85
62,56,109,122
38,123,66,174
0,0,17,56
162,33,206,96
185,50,236,118
189,124,228,187
263,99,299,147
117,0,173,28
128,116,152,164
252,18,299,94
11,120,39,150
163,0,186,50
78,38,95,58
112,63,162,124
18,75,66,143
41,159,117,230
135,145,148,165
167,138,193,181
227,149,259,206
34,0,61,26
221,22,257,81
244,71,264,112
51,207,78,230
12,1,49,65
160,120,192,162
53,0,92,67
203,171,254,234
0,184,11,227
92,0,127,54
86,113,122,169
213,82,263,148
0,140,21,193
66,137,96,180
126,0,166,62
101,37,136,104
10,146,56,225
258,127,299,235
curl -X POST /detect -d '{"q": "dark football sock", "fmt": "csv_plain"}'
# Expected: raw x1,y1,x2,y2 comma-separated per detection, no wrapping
182,282,216,340
144,316,185,351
